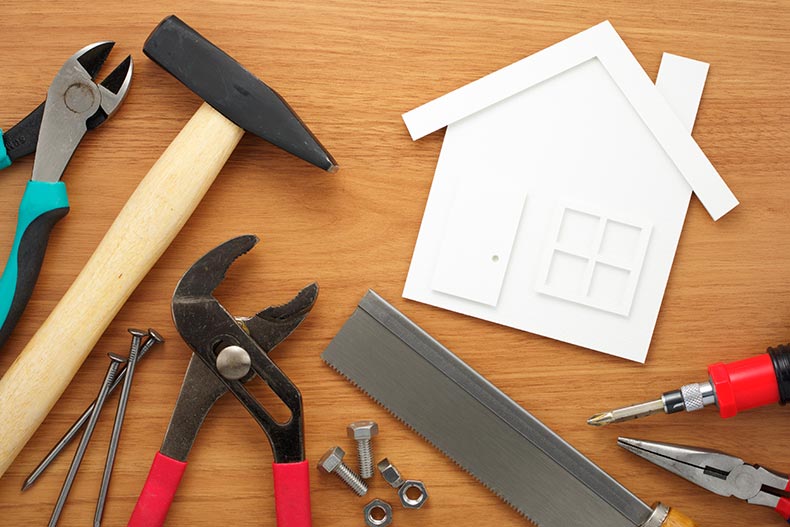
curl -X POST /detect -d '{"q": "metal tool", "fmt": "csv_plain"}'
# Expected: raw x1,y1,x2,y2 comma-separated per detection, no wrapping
0,42,132,348
322,290,697,527
49,353,126,527
21,330,163,491
588,345,790,426
317,446,369,496
0,45,130,169
129,235,316,527
0,15,336,478
94,329,148,526
348,421,378,479
619,438,790,523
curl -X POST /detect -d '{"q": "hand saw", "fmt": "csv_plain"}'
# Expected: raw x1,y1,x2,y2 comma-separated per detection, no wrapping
321,290,697,527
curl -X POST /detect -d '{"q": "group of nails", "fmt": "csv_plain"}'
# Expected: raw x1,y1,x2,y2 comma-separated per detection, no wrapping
25,328,164,527
318,420,429,527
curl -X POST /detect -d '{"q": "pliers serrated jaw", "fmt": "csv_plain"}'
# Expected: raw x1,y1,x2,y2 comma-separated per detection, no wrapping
170,234,316,462
618,437,790,522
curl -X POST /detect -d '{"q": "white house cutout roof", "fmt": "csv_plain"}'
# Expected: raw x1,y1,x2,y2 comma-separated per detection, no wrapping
402,21,738,221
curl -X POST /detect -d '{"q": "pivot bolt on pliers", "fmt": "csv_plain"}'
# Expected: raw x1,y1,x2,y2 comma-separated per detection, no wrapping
619,437,790,523
0,42,132,348
129,235,316,527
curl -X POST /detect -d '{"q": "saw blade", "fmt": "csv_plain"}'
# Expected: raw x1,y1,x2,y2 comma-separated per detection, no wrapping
321,291,654,527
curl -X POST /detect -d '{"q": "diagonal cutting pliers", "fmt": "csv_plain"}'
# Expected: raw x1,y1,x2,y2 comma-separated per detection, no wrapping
0,42,132,348
619,437,790,523
129,235,316,527
0,42,130,169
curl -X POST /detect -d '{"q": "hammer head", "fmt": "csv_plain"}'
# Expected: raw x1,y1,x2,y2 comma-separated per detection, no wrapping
144,15,338,172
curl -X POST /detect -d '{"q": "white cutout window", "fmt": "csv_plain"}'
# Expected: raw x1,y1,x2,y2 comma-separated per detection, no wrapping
536,204,652,316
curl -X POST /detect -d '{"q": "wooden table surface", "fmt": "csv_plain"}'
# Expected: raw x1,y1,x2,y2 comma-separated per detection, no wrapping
0,1,788,525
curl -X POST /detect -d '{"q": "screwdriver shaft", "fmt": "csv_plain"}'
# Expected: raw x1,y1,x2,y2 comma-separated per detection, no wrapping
587,399,665,426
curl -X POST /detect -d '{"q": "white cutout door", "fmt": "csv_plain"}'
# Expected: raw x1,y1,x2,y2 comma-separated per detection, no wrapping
431,176,528,307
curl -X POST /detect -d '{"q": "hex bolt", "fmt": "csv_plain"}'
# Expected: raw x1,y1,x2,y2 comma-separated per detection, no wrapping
347,421,379,479
317,446,368,496
49,353,126,527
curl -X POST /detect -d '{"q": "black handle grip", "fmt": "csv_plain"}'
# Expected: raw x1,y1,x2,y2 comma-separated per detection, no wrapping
2,103,45,163
0,206,69,348
768,345,790,405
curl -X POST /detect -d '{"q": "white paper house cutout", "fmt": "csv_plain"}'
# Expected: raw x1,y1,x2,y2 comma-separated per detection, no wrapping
401,22,738,363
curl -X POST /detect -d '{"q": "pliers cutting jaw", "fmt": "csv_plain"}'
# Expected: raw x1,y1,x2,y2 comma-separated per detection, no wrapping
33,41,132,183
2,42,132,166
618,437,790,522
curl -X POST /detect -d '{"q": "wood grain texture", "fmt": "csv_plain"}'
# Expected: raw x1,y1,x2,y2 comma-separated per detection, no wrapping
0,1,787,526
0,101,244,477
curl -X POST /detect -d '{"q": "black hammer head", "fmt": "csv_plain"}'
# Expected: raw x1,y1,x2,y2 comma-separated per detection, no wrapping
144,15,338,172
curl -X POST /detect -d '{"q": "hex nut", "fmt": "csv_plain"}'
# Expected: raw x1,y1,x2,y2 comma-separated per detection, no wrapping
398,480,428,509
347,420,379,440
317,446,346,474
377,458,404,489
363,498,393,527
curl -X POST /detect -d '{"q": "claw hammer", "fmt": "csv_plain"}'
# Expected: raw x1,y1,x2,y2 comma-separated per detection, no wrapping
0,15,337,476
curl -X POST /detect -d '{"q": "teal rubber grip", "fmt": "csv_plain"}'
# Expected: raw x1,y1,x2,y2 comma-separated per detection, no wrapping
0,130,11,169
0,180,69,348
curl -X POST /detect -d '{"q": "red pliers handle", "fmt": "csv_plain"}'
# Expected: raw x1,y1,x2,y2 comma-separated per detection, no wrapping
128,454,312,527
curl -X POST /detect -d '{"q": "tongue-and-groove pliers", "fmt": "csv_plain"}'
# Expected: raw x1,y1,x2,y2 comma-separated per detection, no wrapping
0,42,132,348
129,235,316,527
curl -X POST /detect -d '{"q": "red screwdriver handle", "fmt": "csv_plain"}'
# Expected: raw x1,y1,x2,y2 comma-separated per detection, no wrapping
128,452,188,527
709,347,790,419
709,354,778,418
272,461,312,527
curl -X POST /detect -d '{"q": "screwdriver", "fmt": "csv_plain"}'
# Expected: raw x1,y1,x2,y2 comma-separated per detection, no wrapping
588,345,790,426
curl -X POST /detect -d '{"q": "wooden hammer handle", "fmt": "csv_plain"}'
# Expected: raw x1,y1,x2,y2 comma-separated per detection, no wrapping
0,102,244,476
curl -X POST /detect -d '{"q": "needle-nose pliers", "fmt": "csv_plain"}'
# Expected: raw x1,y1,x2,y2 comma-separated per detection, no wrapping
619,437,790,523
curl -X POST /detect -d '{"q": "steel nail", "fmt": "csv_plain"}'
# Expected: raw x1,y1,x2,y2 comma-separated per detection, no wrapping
21,330,164,491
93,329,145,526
48,353,126,527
